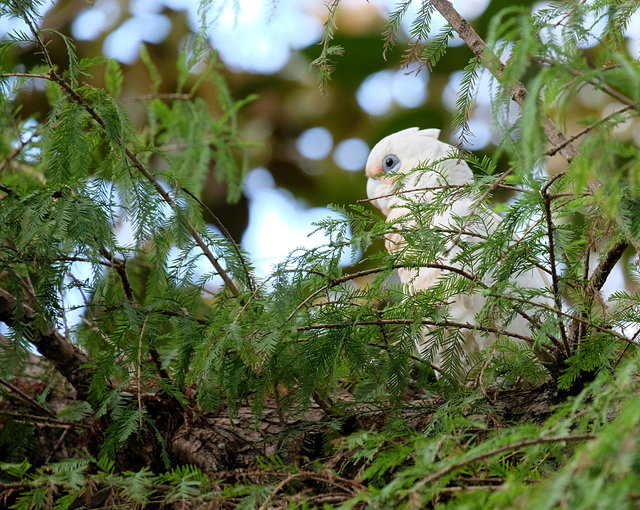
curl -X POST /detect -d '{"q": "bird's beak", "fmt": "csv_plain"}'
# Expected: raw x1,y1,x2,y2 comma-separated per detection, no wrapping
367,177,379,200
367,177,391,213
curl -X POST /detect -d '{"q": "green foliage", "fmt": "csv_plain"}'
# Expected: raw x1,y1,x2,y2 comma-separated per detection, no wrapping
310,0,343,91
0,0,639,508
339,359,640,509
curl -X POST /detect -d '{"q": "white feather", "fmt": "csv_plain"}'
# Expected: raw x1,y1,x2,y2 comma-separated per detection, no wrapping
365,128,551,377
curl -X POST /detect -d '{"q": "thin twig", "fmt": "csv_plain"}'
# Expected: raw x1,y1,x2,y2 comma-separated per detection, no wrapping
541,174,570,356
130,93,192,101
137,316,149,428
57,256,114,268
46,427,69,463
298,318,536,345
567,240,629,347
530,56,638,110
485,291,631,346
545,104,633,157
356,183,469,204
98,248,135,302
409,433,595,495
312,392,340,420
0,379,55,417
285,266,398,323
291,263,563,358
154,307,209,325
92,247,175,383
444,167,516,257
0,129,38,173
0,411,91,430
0,72,50,79
258,471,363,510
180,186,256,292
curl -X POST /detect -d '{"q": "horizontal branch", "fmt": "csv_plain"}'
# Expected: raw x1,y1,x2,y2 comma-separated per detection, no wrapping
297,318,535,345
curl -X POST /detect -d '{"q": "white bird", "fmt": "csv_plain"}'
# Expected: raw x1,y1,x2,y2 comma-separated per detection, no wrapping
365,127,551,379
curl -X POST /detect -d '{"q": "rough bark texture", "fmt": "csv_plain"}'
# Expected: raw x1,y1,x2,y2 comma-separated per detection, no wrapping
0,354,557,478
169,403,328,475
0,287,92,400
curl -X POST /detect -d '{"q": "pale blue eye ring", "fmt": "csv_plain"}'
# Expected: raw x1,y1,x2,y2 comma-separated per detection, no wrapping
383,154,400,172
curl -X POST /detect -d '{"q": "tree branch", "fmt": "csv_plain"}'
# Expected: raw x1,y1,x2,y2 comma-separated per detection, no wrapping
0,287,92,400
409,433,595,495
20,23,241,299
298,318,536,345
428,0,578,162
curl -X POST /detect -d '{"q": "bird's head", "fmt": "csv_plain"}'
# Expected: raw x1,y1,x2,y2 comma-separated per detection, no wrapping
365,127,472,215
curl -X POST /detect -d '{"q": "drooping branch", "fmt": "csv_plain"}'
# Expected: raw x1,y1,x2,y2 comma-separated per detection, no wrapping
20,18,241,299
0,287,92,400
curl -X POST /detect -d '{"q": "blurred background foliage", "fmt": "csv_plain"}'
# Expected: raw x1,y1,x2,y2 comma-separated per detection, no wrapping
3,0,639,278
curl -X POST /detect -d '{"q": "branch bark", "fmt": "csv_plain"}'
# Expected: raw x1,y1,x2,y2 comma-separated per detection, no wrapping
567,240,629,347
428,0,578,163
0,287,92,400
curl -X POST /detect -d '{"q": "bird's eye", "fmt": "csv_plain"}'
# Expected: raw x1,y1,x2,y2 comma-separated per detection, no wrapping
383,154,401,172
